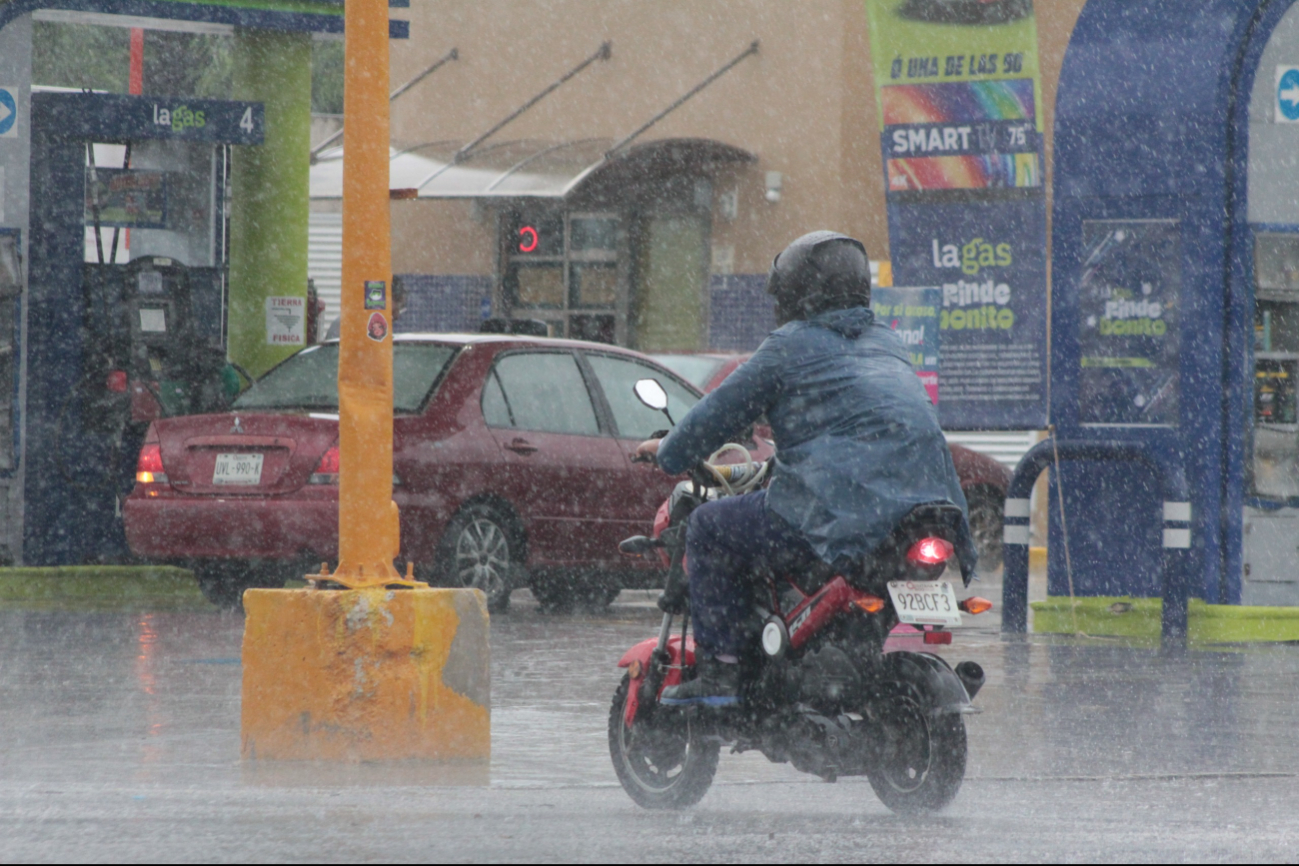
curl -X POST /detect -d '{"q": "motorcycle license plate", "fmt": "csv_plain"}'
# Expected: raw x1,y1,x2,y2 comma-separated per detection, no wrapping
887,580,962,627
212,452,264,486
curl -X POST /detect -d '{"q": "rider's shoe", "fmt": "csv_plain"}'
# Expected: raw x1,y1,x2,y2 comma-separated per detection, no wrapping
659,656,741,707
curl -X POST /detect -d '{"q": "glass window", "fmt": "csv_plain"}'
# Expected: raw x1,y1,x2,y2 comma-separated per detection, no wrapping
486,352,600,435
481,369,512,427
570,216,617,252
648,354,728,390
1256,234,1299,299
504,211,620,342
515,264,565,308
586,353,701,440
570,262,617,309
234,343,456,413
511,212,564,257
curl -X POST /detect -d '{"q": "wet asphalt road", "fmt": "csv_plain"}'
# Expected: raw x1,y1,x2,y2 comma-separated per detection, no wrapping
4,586,1299,862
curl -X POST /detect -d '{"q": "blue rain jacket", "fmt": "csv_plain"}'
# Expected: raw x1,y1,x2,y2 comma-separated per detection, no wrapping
657,307,976,577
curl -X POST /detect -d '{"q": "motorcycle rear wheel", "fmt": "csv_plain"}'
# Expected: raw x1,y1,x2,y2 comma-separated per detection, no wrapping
607,675,719,809
866,693,967,814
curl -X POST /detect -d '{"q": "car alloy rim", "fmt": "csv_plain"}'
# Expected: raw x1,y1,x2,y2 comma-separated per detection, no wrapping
456,518,509,598
969,499,1003,557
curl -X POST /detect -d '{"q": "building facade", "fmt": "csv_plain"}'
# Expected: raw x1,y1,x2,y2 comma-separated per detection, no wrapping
310,0,1086,354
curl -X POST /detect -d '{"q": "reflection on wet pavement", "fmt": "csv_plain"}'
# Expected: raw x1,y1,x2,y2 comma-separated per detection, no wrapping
3,591,1299,859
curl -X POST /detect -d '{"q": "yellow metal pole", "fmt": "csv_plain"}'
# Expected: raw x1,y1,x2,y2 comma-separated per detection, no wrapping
328,0,418,588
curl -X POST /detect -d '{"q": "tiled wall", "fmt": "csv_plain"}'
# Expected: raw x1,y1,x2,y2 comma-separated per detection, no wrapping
396,274,494,334
708,274,774,352
398,272,777,351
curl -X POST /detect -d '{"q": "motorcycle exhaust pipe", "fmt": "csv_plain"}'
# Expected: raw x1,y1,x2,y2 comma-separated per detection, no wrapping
955,661,985,700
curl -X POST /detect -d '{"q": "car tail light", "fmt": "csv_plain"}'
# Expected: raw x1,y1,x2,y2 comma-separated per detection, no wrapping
854,595,886,614
106,370,128,393
906,537,954,566
136,442,167,484
959,596,993,615
310,444,340,484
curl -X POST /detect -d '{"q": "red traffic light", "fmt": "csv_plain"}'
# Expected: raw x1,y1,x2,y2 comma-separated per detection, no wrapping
518,226,539,253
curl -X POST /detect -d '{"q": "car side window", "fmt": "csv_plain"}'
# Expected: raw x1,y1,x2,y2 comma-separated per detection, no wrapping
483,352,600,436
481,368,513,427
585,354,701,440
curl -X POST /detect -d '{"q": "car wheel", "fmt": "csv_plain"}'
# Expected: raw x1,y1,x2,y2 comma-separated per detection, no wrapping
436,504,518,614
192,560,286,612
965,486,1005,573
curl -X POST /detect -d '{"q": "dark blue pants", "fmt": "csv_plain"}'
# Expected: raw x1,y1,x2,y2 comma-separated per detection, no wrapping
686,489,816,658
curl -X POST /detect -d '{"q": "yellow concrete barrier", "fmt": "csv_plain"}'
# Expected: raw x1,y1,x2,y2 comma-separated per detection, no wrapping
241,587,490,762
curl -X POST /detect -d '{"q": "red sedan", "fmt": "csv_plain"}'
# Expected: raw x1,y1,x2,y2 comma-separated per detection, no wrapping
652,351,1014,569
125,335,762,612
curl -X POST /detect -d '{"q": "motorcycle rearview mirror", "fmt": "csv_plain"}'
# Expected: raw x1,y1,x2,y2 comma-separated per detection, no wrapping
634,378,675,426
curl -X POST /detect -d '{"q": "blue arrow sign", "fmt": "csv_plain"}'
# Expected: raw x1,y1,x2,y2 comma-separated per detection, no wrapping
0,89,15,137
1279,68,1299,122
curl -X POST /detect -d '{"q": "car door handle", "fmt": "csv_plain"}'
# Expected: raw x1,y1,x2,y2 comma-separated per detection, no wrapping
505,437,539,455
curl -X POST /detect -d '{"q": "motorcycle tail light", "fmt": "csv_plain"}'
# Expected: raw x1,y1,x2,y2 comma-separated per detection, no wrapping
959,596,993,615
906,537,954,566
310,444,340,484
923,630,952,645
136,442,167,485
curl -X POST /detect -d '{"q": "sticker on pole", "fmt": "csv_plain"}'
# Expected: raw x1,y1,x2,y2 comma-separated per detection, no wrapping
364,280,386,310
367,311,388,341
0,88,17,138
265,296,305,346
1278,67,1299,123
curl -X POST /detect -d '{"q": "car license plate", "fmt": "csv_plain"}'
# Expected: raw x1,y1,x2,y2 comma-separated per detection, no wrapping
212,452,264,486
887,580,962,627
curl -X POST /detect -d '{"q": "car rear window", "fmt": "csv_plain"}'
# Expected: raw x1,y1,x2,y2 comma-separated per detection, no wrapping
233,343,457,413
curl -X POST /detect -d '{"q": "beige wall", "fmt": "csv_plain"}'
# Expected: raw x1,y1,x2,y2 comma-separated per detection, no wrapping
384,0,1089,278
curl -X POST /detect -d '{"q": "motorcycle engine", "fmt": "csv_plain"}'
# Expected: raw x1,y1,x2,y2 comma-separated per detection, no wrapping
794,645,861,712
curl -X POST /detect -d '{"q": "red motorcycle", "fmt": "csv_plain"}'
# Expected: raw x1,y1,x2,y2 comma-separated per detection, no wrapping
608,381,991,813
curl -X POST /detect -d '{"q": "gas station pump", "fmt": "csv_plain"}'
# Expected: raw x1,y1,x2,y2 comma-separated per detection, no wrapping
79,254,234,427
25,91,263,564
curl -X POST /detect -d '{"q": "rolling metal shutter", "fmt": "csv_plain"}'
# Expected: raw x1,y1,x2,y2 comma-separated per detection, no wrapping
308,212,342,339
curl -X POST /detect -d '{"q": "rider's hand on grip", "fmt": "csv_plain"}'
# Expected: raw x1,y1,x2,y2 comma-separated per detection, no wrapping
633,438,662,465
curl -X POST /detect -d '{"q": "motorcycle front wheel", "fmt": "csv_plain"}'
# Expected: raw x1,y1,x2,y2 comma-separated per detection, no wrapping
866,691,967,814
607,675,719,809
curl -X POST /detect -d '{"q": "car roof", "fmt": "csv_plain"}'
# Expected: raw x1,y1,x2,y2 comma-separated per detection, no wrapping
329,332,651,355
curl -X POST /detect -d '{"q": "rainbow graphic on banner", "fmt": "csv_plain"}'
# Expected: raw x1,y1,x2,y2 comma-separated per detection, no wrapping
881,79,1040,192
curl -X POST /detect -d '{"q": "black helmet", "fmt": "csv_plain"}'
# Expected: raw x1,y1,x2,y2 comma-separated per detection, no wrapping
765,231,871,325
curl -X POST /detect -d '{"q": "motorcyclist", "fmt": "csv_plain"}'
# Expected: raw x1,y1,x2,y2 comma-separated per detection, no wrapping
637,230,976,707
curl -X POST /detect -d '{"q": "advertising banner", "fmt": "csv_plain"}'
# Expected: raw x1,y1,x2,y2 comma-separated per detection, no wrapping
866,0,1048,430
872,285,941,404
1076,220,1181,426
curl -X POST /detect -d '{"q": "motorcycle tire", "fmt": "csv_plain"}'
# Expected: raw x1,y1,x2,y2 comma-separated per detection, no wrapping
866,691,967,814
607,675,719,809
